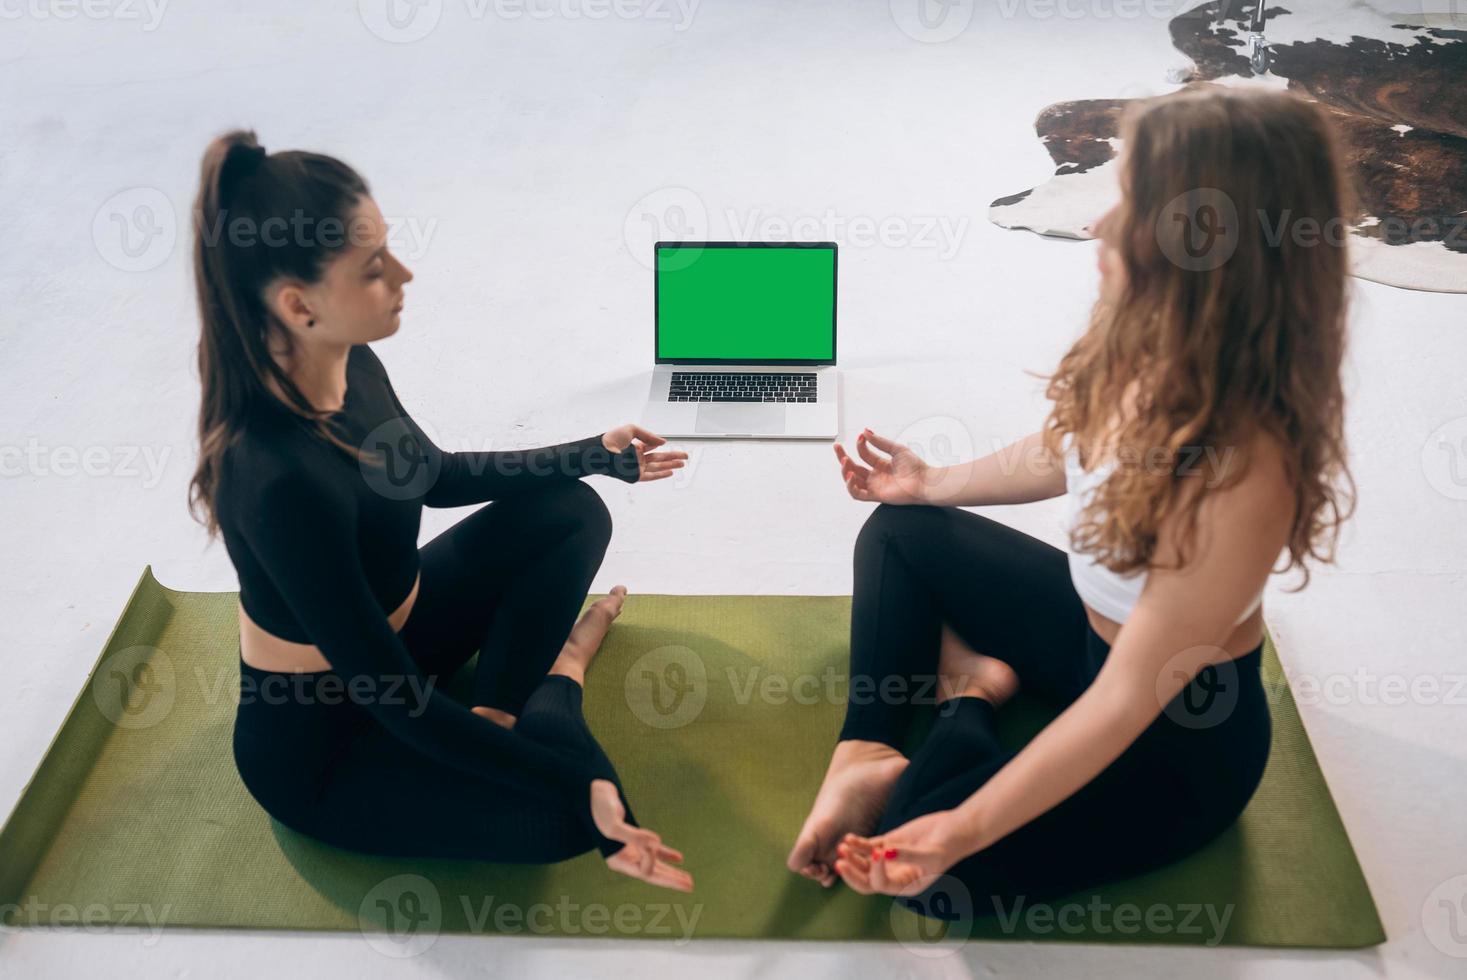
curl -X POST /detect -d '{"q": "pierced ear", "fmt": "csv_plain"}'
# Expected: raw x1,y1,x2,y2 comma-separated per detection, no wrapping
264,280,316,332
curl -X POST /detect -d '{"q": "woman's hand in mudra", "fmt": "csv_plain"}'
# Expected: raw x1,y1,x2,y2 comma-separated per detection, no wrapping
833,811,964,898
590,778,693,892
602,424,688,483
834,428,931,505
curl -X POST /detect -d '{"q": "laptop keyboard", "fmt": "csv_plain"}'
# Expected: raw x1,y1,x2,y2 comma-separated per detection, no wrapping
668,371,818,402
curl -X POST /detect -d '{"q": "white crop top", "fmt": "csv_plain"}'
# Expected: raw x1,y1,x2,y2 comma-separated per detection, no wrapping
1061,433,1263,626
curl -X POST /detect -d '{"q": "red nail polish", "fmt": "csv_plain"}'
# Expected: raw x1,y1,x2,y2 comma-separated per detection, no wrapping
871,848,882,860
884,848,899,860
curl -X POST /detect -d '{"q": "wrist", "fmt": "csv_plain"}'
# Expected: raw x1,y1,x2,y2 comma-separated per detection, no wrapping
569,435,615,478
582,778,619,849
913,464,939,505
585,776,636,859
938,806,985,861
591,433,639,483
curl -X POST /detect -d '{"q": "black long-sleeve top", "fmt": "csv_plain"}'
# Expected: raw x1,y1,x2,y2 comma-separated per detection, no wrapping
216,342,640,853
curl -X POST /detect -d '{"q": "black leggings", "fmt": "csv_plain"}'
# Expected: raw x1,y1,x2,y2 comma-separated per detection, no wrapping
232,480,632,863
839,504,1272,920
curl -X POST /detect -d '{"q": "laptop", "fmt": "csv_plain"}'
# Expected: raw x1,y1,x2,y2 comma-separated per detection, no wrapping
640,241,839,440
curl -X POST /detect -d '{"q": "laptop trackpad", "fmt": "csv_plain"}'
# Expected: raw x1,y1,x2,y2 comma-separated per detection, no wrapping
695,403,786,435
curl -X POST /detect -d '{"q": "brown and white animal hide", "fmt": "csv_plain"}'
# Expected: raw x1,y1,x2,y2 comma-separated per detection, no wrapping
989,1,1466,293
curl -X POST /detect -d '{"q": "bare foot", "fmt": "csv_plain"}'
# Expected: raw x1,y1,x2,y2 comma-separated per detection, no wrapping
786,740,910,887
549,585,628,685
937,623,1020,707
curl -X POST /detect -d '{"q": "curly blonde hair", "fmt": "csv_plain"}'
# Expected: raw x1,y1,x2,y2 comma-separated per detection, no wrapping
1038,86,1358,592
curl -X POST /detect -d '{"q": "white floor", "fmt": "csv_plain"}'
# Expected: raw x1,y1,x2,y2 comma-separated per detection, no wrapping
3,1,1465,977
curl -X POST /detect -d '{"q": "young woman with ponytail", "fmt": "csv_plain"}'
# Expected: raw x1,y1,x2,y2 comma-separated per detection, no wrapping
188,130,692,891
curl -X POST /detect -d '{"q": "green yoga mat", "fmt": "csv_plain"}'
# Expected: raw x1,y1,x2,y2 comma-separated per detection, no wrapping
0,566,1384,950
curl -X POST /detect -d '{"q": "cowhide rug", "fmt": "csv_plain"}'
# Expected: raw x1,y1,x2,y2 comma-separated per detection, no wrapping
989,0,1467,293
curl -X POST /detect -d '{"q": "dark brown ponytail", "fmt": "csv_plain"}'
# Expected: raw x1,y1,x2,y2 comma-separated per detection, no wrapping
187,129,379,540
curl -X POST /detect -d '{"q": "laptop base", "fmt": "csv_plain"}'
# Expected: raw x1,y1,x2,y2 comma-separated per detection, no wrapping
640,366,838,440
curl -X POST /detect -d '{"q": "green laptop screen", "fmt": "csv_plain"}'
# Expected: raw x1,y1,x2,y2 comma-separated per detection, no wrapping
656,245,835,361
